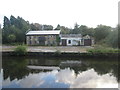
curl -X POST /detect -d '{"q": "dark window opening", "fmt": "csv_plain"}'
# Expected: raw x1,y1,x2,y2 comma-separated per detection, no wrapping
68,40,71,44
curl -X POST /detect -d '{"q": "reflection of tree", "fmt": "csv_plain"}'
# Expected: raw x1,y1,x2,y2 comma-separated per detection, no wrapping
3,57,119,83
110,65,119,82
2,57,62,81
59,61,89,75
29,69,52,74
85,59,119,82
59,58,118,82
70,64,88,75
3,57,29,81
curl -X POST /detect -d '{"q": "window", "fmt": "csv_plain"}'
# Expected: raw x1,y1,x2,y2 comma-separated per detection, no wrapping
68,40,71,44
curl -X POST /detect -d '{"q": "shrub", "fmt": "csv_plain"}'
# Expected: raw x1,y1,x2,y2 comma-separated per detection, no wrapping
14,45,27,55
54,50,61,55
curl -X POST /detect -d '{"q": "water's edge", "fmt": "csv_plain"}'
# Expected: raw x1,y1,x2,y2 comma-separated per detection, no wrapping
2,51,119,58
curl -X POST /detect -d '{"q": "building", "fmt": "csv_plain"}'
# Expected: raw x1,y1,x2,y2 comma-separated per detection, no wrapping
82,35,94,46
26,30,61,45
60,34,94,46
60,34,82,46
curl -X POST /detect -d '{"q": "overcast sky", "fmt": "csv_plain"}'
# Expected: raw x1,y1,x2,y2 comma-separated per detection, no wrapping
0,0,119,28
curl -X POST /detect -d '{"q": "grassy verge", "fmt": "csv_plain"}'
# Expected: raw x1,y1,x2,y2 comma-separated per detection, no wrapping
87,45,119,53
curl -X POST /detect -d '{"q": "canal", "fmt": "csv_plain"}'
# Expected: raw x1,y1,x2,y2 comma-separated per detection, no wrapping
1,56,119,88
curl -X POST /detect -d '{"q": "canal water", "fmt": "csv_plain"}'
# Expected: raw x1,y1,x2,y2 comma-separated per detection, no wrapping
1,56,119,88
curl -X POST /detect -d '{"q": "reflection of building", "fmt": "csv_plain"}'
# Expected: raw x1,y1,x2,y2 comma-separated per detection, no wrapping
60,34,94,46
26,30,61,45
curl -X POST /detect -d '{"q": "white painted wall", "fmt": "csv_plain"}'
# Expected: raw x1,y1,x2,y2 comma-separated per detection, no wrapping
61,37,82,46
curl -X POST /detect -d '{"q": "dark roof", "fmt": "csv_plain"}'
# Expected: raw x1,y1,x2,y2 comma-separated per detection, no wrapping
60,34,82,38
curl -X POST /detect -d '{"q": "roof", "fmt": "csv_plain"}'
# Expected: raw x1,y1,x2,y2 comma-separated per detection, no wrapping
60,34,82,38
26,30,61,35
83,35,91,39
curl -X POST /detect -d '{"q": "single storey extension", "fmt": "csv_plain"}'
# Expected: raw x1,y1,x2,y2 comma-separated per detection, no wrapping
60,34,83,46
60,34,94,46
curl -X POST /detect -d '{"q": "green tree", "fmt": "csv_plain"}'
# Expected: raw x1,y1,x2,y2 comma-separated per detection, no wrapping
2,15,30,44
54,24,61,30
3,16,11,28
30,23,42,30
10,15,17,26
7,34,16,43
71,23,80,34
118,25,120,49
94,25,111,43
79,25,89,36
42,25,53,30
88,28,95,37
60,26,71,34
2,16,11,43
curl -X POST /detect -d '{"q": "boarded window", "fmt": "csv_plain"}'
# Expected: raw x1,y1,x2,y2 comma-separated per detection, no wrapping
39,37,46,41
38,37,46,45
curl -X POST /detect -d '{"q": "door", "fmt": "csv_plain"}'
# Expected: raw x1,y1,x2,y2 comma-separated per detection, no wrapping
84,39,91,46
62,39,67,46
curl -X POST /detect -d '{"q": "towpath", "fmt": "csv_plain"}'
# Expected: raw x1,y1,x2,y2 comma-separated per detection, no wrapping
2,45,93,53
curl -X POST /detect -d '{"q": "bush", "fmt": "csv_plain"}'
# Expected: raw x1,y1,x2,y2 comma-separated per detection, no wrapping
54,50,61,55
14,45,27,55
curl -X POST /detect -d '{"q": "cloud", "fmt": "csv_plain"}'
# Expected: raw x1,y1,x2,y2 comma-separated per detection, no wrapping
55,68,118,88
56,68,75,84
2,68,118,88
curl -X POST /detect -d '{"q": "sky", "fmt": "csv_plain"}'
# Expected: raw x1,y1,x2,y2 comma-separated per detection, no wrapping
0,0,119,29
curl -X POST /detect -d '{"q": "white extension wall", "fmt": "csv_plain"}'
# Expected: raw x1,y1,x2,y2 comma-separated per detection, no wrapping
61,37,82,46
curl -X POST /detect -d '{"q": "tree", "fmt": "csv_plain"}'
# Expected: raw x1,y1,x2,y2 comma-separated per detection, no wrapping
8,34,16,43
118,25,120,49
79,25,89,36
88,28,95,37
60,26,71,34
3,16,11,28
106,25,119,48
71,23,80,34
30,23,42,30
54,24,61,30
106,29,118,48
10,15,17,26
2,16,11,43
94,25,111,43
0,24,2,44
2,15,30,44
42,25,53,30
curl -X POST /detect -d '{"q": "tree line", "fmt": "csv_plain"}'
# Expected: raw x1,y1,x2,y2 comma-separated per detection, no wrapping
1,15,119,48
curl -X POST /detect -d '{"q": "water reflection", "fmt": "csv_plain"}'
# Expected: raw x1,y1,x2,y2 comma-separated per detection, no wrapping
2,57,119,88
